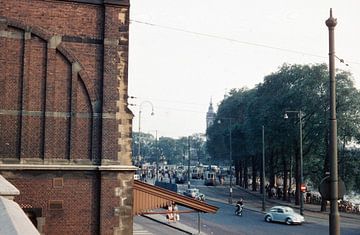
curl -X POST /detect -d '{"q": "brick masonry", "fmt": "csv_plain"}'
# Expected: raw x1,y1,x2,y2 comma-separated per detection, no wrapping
0,0,135,234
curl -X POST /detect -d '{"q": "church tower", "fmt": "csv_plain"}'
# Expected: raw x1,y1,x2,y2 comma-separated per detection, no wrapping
206,98,216,129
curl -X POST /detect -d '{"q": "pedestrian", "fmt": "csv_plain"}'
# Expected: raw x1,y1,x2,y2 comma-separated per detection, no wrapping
166,204,174,222
173,203,180,221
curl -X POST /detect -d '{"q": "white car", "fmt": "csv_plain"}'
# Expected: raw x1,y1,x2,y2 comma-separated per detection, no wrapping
183,188,205,201
264,206,304,225
134,174,140,180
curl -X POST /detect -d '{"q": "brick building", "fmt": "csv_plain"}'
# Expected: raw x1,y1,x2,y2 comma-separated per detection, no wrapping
0,0,135,234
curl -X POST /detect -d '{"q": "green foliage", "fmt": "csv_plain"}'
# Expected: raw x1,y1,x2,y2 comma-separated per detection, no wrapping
206,63,360,192
132,132,207,165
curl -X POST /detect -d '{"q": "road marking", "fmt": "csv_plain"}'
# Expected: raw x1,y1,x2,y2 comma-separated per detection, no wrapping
133,230,153,235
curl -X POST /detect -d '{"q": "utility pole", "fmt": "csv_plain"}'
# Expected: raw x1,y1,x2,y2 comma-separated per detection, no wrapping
137,101,154,166
138,109,141,166
262,126,265,211
299,111,304,216
326,8,340,235
284,110,304,215
155,130,158,182
187,136,191,189
229,118,233,204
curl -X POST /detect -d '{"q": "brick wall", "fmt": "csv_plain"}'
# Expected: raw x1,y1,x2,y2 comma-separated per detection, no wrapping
0,0,133,163
2,170,100,235
0,0,134,234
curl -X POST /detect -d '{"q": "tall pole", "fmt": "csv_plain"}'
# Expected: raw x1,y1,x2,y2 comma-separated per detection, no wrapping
218,118,234,204
299,111,304,216
155,130,158,182
326,8,340,235
284,110,304,215
288,154,292,203
138,109,142,166
262,125,265,211
137,101,154,167
229,118,233,204
188,136,191,189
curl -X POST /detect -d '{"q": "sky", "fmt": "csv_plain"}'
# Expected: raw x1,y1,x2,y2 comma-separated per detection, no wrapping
128,0,360,139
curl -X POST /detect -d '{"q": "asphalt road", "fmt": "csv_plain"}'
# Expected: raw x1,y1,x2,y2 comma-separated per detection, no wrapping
178,200,360,235
135,179,360,235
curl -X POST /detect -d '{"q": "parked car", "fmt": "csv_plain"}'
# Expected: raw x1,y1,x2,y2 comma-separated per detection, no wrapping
183,188,205,201
264,206,304,225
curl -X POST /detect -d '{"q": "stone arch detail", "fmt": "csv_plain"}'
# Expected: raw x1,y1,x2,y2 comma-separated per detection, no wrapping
2,16,99,103
2,17,52,41
0,17,98,162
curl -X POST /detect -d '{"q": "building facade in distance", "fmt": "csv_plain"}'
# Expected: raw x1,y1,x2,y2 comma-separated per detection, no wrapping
0,0,135,234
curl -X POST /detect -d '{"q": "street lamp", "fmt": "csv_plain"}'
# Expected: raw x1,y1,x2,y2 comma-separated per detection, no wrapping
137,101,154,166
326,9,340,235
187,136,191,189
262,125,266,211
284,110,304,215
154,130,158,182
218,118,233,204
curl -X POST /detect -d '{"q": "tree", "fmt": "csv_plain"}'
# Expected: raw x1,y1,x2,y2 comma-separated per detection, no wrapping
206,63,360,206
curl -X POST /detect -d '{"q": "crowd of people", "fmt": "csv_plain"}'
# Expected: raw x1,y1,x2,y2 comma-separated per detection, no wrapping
265,184,360,214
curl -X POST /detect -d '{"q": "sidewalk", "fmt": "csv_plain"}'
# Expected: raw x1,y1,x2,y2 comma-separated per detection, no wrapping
226,185,360,222
141,214,208,235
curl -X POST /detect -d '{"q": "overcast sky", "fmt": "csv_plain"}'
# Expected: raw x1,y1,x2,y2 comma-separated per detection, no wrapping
128,0,360,138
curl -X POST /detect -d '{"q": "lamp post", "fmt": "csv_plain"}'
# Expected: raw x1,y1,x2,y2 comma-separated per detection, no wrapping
326,9,340,235
218,118,233,204
155,130,158,182
137,101,154,166
284,110,304,215
262,125,266,211
187,136,191,189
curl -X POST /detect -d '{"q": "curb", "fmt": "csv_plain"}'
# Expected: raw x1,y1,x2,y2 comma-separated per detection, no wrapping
235,186,360,221
142,214,206,235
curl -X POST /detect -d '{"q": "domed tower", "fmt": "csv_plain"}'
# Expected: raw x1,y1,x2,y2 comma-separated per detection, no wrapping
206,98,216,130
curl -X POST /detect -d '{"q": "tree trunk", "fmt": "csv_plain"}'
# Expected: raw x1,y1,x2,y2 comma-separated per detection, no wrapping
239,160,244,187
282,155,288,201
244,159,248,189
321,162,328,212
269,151,275,187
252,155,257,191
295,148,300,206
235,159,239,185
260,156,264,194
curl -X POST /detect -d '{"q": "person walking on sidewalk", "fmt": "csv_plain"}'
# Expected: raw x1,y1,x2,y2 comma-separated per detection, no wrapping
235,198,244,216
173,203,180,221
166,204,174,222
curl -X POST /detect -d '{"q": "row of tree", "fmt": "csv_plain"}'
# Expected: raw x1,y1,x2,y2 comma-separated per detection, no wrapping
206,63,360,208
131,132,207,166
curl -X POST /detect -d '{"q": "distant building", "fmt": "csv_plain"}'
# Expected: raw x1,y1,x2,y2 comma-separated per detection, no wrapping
206,98,216,130
0,1,134,234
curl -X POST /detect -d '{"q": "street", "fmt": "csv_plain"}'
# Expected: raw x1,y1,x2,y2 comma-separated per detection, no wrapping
134,179,360,235
178,199,360,235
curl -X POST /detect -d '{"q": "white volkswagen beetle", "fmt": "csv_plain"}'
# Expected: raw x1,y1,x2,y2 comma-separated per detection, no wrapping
264,206,304,225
